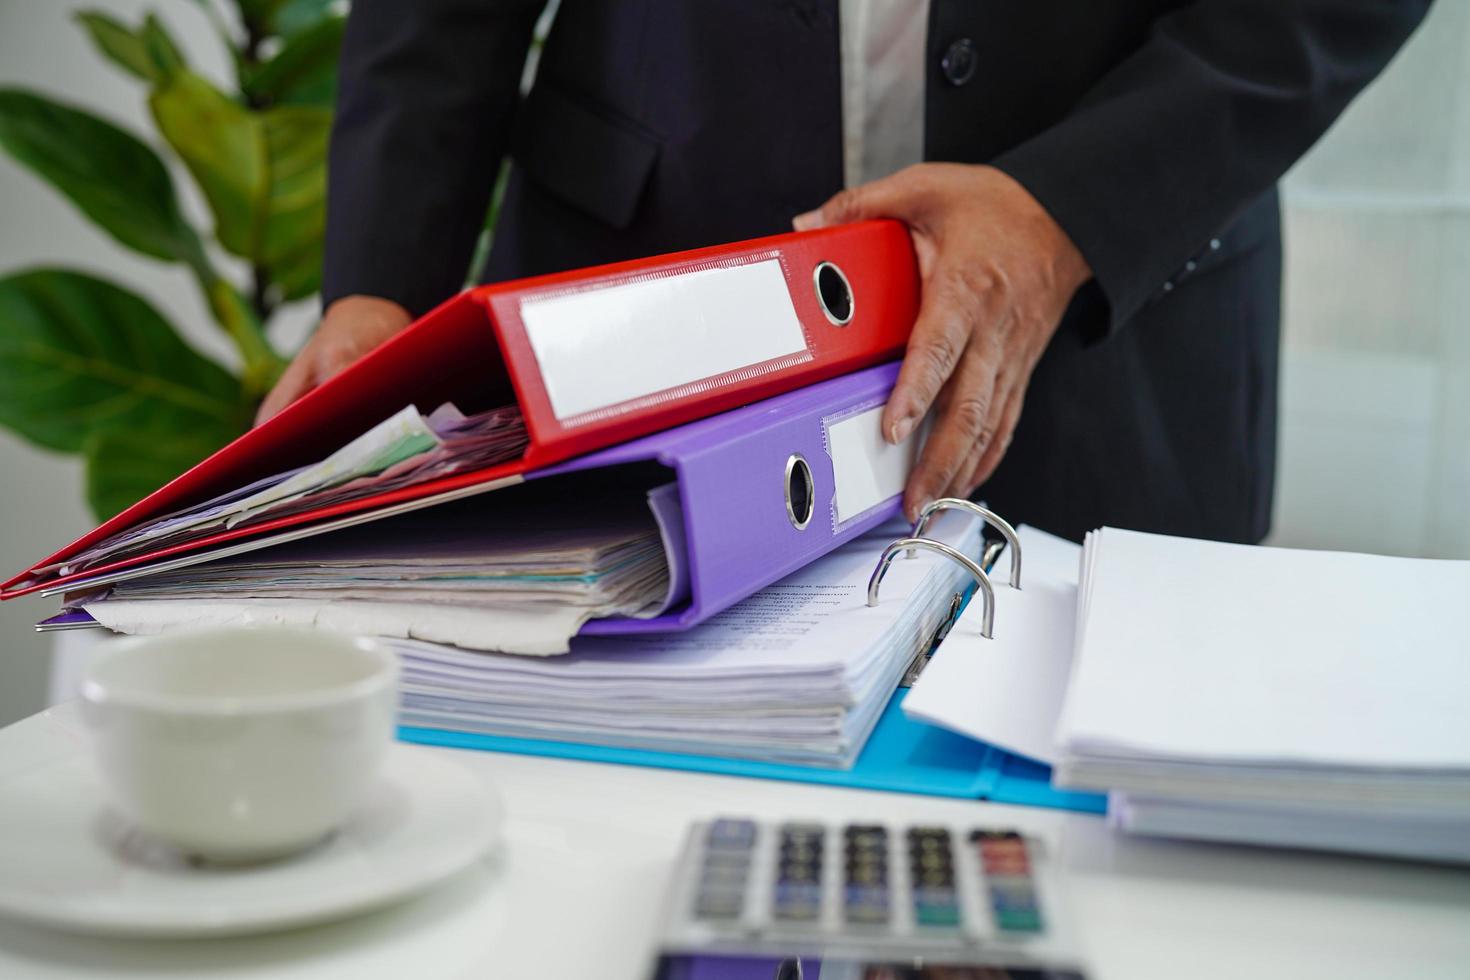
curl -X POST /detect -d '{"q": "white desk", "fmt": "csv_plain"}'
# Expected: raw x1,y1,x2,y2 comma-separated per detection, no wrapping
0,707,1467,980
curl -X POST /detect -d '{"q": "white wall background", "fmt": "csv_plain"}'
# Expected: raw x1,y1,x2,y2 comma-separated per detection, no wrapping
1,1,1466,725
1271,2,1470,559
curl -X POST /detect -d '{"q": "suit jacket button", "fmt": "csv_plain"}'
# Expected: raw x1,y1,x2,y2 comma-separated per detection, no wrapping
941,38,978,86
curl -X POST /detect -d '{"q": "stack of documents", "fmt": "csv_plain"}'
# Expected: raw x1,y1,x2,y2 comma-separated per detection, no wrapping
393,515,984,767
52,402,527,578
1056,528,1470,863
76,480,679,655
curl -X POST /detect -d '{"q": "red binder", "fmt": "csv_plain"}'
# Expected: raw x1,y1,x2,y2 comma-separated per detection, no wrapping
3,219,919,599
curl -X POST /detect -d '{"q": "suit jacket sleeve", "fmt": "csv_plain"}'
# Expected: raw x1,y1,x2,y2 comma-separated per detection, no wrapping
990,0,1430,334
321,0,546,317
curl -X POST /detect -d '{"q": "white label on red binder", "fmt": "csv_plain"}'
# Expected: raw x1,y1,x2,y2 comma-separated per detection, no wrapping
825,404,919,525
519,258,808,421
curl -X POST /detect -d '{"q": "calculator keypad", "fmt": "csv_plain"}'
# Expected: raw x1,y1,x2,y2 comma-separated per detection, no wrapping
674,819,1077,972
774,823,825,921
688,819,1052,941
908,826,961,927
842,825,890,924
693,819,756,920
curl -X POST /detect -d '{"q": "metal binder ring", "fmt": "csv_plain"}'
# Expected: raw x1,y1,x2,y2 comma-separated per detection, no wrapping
867,538,995,638
910,498,1022,589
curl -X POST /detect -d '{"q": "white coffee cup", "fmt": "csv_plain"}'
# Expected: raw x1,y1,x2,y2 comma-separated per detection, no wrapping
80,628,398,864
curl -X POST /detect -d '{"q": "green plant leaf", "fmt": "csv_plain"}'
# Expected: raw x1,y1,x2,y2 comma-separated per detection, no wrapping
149,71,263,259
0,89,202,263
0,269,249,456
74,12,157,82
140,14,188,78
260,105,328,297
206,278,287,397
234,0,290,36
274,0,337,38
150,71,327,298
242,14,344,107
84,420,238,520
232,0,334,39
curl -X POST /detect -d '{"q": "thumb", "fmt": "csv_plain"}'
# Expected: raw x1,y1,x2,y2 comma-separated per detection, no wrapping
792,167,927,231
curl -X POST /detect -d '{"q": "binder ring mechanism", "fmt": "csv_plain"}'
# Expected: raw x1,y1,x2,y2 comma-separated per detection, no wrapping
867,499,1024,640
910,499,1022,590
868,539,995,638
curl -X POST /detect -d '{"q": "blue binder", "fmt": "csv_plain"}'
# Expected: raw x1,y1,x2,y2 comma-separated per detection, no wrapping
399,525,1105,815
399,689,1107,814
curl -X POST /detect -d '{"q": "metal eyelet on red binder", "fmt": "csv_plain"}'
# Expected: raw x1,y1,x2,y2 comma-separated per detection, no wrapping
909,498,1022,590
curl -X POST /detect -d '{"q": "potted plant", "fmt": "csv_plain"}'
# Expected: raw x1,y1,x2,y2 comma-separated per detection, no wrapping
0,0,345,521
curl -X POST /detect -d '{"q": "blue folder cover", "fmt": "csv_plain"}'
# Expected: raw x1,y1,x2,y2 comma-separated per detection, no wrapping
399,689,1106,815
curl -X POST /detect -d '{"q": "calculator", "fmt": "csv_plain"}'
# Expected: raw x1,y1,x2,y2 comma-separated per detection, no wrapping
651,818,1087,979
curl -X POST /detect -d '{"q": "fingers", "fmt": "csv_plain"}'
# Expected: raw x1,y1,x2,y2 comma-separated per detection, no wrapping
792,165,931,231
901,342,1001,521
883,263,1001,445
960,385,1024,496
253,354,315,427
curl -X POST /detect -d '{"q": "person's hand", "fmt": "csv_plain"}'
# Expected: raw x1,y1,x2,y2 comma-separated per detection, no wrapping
794,164,1091,520
254,295,414,425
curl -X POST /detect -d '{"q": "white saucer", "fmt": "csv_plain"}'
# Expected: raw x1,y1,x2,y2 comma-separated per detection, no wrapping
0,703,501,938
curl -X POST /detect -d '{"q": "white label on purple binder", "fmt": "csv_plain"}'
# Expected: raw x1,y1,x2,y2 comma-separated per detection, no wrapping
519,258,808,422
825,404,920,524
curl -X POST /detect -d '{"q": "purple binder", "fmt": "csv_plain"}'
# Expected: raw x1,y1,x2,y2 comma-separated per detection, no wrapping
552,360,908,634
39,363,912,638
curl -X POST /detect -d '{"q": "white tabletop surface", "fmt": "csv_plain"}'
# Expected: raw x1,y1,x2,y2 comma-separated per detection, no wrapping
0,700,1467,980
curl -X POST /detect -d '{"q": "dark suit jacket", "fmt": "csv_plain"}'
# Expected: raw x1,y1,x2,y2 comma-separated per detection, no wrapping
322,0,1427,543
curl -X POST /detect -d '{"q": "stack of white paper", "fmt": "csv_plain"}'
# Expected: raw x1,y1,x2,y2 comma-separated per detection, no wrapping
1057,528,1470,862
902,525,1083,766
394,515,984,767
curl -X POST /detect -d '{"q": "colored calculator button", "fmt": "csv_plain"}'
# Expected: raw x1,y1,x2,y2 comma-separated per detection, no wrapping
707,819,757,850
911,872,961,928
845,904,890,924
702,851,751,873
694,888,745,920
844,881,890,925
781,823,825,840
915,902,962,927
995,908,1044,933
775,882,822,904
844,884,889,905
773,883,823,922
989,883,1038,911
982,855,1031,876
